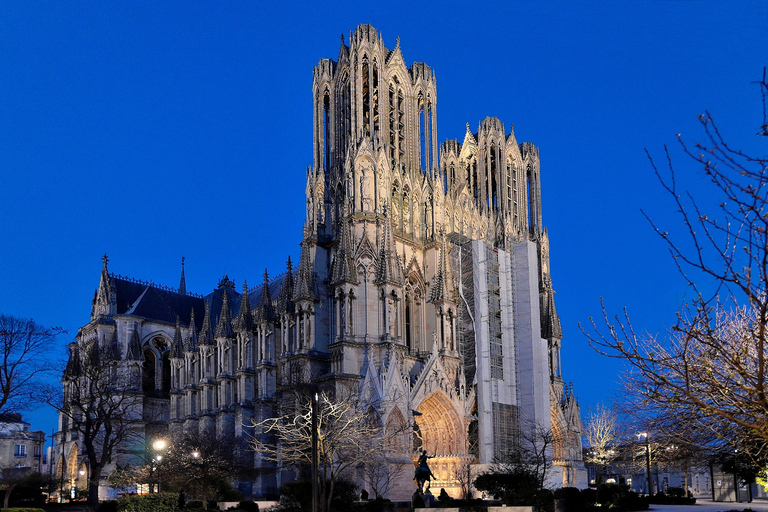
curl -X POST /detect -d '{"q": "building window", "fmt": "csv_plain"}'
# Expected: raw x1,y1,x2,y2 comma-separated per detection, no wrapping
34,445,41,457
14,444,26,457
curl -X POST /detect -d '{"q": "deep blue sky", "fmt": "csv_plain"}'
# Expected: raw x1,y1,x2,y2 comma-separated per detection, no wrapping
1,1,766,438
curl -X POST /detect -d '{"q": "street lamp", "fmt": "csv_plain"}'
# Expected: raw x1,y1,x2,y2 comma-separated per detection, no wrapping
151,439,168,493
637,433,653,496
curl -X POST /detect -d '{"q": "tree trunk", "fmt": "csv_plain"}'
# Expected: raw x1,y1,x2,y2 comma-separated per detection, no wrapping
88,465,102,507
4,484,15,508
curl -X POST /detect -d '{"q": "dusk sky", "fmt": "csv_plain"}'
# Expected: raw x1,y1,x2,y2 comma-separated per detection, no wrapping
1,1,766,438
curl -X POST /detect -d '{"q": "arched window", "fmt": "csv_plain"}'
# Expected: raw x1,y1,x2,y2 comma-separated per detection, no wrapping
389,84,396,169
372,61,379,137
418,93,426,173
490,143,498,211
397,89,405,170
323,90,331,171
362,56,370,134
428,99,434,173
142,349,156,394
162,353,170,397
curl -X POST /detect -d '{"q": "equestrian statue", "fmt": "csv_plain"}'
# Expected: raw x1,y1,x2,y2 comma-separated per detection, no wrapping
414,449,436,493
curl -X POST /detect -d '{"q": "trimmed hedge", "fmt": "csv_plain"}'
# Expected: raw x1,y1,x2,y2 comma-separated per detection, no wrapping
116,492,181,512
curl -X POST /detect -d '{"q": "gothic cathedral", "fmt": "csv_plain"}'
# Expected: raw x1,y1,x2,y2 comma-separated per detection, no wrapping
54,25,586,500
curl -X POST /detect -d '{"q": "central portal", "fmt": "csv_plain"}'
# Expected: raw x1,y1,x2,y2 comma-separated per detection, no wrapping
413,392,472,494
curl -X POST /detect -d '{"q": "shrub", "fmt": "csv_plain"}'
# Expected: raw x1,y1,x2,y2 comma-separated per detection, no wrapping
187,501,204,509
279,478,357,512
0,508,46,512
594,484,648,512
554,487,586,512
96,500,119,512
117,491,181,511
648,488,695,505
581,488,597,505
236,500,259,512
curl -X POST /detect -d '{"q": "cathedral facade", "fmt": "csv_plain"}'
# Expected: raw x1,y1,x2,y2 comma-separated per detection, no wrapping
53,25,585,500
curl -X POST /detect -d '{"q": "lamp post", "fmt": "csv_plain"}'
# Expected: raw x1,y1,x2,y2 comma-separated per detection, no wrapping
637,433,653,496
151,439,167,493
311,392,319,512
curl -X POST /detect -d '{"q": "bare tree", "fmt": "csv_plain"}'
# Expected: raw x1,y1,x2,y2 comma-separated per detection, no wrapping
454,459,478,499
492,420,555,490
249,391,399,512
583,405,620,486
0,315,62,413
360,450,407,499
583,71,768,461
53,342,143,507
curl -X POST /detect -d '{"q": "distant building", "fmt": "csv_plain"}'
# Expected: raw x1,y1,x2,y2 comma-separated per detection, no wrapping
0,413,46,478
53,24,586,500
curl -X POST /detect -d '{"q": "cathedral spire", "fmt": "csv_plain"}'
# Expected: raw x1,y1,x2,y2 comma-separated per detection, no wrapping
235,280,252,331
294,224,316,302
330,215,358,285
375,209,404,286
173,316,184,358
92,253,115,319
541,285,563,340
277,256,295,315
185,308,198,352
63,342,81,379
126,324,143,360
179,256,187,295
255,270,276,323
215,291,234,338
429,230,452,304
199,301,214,346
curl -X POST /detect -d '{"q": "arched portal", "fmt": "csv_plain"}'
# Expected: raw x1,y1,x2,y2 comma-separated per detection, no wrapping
414,392,463,455
66,444,79,486
413,392,471,493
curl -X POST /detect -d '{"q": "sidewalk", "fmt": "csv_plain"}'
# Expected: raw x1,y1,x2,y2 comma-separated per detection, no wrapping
649,499,768,512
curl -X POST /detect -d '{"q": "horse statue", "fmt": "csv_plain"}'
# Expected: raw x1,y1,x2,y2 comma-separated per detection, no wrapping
414,450,436,493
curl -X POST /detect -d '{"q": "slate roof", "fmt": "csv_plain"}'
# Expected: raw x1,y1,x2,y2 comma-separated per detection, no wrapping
112,277,204,328
109,273,287,331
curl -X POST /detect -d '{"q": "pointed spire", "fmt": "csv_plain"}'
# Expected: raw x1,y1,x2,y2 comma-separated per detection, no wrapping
277,257,295,315
235,280,252,331
199,301,214,346
429,230,453,304
541,287,563,339
185,308,198,352
330,216,358,285
92,253,115,319
255,270,276,323
173,316,184,358
104,329,119,360
179,256,187,295
126,325,143,360
215,291,234,338
63,342,81,379
375,209,405,286
294,226,316,302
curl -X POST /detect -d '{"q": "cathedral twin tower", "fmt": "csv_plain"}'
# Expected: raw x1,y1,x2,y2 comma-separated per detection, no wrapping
56,25,585,500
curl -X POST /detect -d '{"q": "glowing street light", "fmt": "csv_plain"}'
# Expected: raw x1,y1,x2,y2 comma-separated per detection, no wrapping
151,438,169,493
637,432,653,496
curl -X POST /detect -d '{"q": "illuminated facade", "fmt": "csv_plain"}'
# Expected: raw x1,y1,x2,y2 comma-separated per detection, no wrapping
53,24,586,500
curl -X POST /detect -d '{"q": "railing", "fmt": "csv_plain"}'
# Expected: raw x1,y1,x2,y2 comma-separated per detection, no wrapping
110,273,204,298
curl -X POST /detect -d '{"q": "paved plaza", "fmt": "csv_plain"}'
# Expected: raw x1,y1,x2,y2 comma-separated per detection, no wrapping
649,499,768,512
